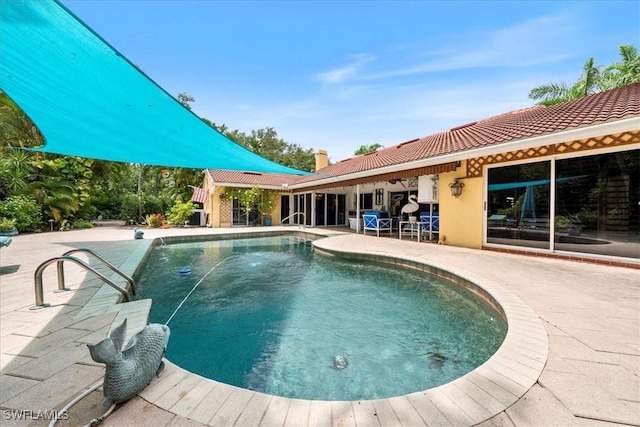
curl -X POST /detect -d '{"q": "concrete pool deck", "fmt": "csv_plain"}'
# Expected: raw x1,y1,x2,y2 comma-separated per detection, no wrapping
0,225,638,426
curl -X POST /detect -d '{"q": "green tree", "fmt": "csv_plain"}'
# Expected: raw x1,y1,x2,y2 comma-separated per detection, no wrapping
88,159,134,218
601,45,640,90
355,143,383,155
209,122,315,171
0,91,44,149
0,149,34,198
29,176,78,222
279,143,316,171
0,91,42,199
31,156,95,220
529,57,602,106
529,44,639,106
177,92,195,110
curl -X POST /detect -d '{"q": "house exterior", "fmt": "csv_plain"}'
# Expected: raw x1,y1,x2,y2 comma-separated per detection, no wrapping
200,83,640,267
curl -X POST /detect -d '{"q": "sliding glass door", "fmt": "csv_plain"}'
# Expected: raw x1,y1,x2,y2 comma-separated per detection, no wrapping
555,150,639,259
487,161,551,249
486,149,639,260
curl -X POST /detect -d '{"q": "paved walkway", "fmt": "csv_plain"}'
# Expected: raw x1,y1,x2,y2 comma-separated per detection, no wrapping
0,225,638,426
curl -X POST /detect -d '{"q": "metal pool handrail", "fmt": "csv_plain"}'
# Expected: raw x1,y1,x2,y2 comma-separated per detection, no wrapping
281,211,306,227
32,255,131,309
62,248,136,295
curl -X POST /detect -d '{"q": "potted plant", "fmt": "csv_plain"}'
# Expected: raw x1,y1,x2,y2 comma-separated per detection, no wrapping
0,217,18,236
259,189,278,226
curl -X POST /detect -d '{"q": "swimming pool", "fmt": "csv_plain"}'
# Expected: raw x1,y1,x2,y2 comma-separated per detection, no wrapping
136,235,507,401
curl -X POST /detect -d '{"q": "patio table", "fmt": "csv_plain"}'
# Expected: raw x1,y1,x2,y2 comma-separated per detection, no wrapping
399,220,424,242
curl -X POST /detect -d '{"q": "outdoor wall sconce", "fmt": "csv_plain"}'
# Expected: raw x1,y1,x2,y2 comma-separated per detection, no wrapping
449,179,465,198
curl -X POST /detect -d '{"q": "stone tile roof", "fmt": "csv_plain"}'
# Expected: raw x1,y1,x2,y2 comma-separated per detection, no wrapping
207,170,297,187
209,83,640,187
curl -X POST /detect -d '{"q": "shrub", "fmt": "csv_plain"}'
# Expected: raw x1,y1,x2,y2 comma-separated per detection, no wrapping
143,195,169,219
72,220,94,229
146,213,165,228
119,194,139,222
167,200,195,226
0,217,17,231
555,216,573,231
92,192,124,220
59,219,71,231
76,204,98,222
119,194,172,223
0,195,43,231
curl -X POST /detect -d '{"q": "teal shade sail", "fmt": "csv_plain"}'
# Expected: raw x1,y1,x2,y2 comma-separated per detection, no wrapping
0,0,309,175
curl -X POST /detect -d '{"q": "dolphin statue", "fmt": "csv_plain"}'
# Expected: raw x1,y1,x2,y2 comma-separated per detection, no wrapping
87,319,170,406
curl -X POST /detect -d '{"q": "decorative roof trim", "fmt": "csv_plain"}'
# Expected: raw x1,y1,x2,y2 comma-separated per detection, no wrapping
302,163,458,191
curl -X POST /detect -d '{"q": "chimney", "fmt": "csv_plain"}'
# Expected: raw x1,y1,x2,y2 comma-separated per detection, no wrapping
315,149,328,171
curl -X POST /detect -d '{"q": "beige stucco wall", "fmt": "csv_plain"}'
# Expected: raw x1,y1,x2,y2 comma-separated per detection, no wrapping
438,163,484,249
271,195,282,225
202,179,285,227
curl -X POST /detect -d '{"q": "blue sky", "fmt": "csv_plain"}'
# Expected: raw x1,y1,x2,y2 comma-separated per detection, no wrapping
62,0,639,163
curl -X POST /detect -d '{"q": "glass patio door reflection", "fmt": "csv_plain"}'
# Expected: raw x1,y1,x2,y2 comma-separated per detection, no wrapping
486,150,639,261
555,150,639,259
487,161,551,249
313,193,346,226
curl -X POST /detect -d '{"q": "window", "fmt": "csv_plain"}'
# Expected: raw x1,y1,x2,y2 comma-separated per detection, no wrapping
487,161,551,249
555,150,639,259
359,193,373,210
486,149,639,260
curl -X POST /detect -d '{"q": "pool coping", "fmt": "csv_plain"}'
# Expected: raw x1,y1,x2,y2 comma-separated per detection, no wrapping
120,230,548,426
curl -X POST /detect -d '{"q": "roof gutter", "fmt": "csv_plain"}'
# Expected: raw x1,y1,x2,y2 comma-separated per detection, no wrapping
290,117,640,190
213,183,288,191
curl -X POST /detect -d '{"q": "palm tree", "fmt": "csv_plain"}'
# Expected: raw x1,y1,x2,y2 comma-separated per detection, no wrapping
30,177,79,222
529,58,601,106
600,45,640,90
529,44,638,106
0,149,33,198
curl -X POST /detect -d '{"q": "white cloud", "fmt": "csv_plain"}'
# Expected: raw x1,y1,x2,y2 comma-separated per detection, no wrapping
314,53,375,84
357,12,581,81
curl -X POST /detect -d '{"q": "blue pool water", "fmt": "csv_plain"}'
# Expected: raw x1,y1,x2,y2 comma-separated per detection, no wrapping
136,235,506,401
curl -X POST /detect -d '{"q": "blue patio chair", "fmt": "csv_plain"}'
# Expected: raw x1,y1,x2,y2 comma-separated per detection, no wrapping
420,212,439,240
363,212,392,237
